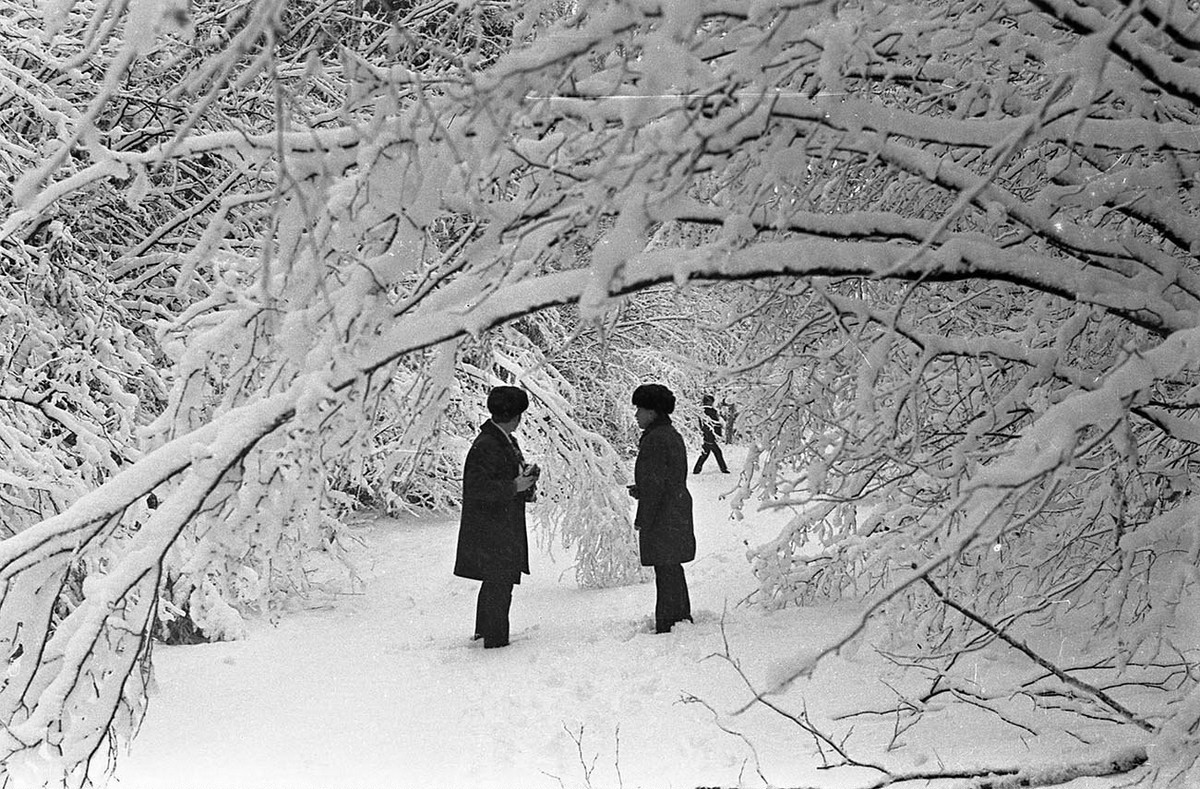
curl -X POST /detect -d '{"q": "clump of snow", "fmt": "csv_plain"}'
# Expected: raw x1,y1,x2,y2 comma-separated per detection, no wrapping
187,579,248,642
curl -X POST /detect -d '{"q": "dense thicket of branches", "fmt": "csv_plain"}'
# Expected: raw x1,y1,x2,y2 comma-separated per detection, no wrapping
1,0,1198,785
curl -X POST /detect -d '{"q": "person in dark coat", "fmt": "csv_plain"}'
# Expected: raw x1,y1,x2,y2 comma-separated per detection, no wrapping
628,383,696,634
453,386,539,649
693,394,729,474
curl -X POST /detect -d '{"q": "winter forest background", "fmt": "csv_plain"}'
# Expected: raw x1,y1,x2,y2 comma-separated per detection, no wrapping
2,0,1200,786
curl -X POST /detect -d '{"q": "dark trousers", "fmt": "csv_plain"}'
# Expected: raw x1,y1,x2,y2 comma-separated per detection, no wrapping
693,441,728,473
654,564,692,633
474,581,513,647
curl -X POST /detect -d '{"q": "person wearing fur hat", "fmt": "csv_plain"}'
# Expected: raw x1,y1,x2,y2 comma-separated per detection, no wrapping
454,386,540,649
627,383,696,633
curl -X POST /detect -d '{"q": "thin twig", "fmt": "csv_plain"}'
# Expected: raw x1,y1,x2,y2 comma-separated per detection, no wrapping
922,577,1156,732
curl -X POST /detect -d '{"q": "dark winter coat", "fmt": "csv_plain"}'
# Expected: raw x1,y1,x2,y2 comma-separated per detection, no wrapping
453,421,530,584
634,416,696,566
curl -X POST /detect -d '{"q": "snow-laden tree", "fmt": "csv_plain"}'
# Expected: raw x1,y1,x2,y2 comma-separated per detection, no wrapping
0,0,720,780
2,0,1199,785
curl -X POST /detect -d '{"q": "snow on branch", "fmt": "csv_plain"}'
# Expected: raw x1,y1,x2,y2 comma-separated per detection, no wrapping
5,0,1200,783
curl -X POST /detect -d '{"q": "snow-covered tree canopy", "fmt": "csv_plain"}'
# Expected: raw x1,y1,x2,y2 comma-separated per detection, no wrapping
1,0,1198,784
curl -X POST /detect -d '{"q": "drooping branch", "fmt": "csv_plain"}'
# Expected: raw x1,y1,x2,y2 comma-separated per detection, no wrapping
346,234,1193,390
710,619,1149,789
1029,0,1200,105
921,577,1155,732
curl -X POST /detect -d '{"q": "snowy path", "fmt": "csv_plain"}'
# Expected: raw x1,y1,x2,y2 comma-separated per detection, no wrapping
109,446,1125,789
111,450,849,789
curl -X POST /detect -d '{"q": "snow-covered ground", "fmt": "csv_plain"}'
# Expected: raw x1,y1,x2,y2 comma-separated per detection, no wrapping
111,446,1131,789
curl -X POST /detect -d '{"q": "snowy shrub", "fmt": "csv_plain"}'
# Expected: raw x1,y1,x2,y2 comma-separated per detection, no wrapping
187,579,248,642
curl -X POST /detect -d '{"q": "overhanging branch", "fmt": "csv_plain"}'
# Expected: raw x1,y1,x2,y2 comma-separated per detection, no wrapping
922,577,1156,732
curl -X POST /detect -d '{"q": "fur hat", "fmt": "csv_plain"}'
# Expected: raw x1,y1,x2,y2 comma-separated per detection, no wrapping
487,386,529,421
631,383,676,415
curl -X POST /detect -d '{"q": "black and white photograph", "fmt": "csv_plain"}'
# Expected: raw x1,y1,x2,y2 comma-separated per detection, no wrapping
1,0,1198,787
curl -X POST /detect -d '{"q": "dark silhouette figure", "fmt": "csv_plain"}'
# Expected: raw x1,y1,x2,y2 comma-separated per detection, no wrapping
453,386,539,648
629,383,696,634
693,394,729,474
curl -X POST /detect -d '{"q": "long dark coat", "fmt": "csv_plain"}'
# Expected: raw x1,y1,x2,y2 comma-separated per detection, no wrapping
453,421,530,584
634,415,696,566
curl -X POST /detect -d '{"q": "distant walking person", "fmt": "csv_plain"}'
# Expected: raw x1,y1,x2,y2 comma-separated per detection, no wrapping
628,384,695,634
454,386,540,649
693,394,729,474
